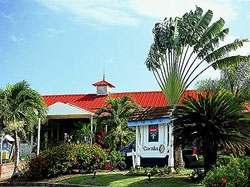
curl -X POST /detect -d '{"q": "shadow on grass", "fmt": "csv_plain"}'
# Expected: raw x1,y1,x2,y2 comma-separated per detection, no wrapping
57,172,200,187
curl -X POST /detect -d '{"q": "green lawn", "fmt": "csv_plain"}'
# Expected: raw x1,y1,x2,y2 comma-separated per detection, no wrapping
57,171,201,187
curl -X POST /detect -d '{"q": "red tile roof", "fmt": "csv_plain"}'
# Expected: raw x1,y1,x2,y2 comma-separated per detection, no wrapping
42,90,199,113
92,80,115,88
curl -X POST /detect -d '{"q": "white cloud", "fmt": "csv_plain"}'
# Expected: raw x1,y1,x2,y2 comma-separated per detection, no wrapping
36,0,139,26
129,0,237,21
10,35,24,43
46,28,65,38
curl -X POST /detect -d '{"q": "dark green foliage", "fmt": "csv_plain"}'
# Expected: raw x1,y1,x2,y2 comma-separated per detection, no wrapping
70,122,93,144
172,91,250,173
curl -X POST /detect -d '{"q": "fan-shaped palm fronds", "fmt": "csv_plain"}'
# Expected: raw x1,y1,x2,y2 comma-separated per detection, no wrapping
172,91,250,173
145,6,249,105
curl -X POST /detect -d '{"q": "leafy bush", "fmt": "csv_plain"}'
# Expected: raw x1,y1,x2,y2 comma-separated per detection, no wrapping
108,150,125,170
25,143,108,179
202,156,250,187
128,165,171,176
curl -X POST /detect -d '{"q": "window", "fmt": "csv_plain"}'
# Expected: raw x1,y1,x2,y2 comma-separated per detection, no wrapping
148,125,158,142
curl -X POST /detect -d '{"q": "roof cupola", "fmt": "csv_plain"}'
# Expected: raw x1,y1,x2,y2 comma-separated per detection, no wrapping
92,74,115,96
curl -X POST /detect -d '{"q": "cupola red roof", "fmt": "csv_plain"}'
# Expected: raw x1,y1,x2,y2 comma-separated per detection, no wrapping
92,80,115,88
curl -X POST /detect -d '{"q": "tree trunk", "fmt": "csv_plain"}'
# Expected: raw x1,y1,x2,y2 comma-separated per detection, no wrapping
172,104,185,170
174,144,185,169
203,144,217,174
13,129,19,175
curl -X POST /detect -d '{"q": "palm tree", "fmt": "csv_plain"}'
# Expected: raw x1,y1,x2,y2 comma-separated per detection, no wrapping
97,96,139,150
172,91,250,173
145,6,249,168
0,80,47,173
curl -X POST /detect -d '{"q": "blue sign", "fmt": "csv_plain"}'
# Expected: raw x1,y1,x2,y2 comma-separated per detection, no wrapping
128,118,170,127
2,140,8,151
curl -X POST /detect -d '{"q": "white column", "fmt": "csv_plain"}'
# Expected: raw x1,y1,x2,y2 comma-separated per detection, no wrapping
90,116,93,145
168,123,174,167
135,126,141,167
0,133,4,164
30,133,33,157
37,117,41,155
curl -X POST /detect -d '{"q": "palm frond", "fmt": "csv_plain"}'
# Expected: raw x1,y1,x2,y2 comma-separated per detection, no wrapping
206,39,248,63
212,55,250,69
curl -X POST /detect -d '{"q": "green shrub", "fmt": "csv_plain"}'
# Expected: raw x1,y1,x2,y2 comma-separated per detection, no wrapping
25,143,108,179
163,165,171,174
145,167,152,174
175,168,181,174
128,165,171,176
202,156,250,187
152,165,160,174
108,150,125,170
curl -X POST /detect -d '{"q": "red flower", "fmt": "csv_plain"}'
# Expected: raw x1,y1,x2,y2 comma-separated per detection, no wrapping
222,178,227,184
45,165,48,167
101,131,104,137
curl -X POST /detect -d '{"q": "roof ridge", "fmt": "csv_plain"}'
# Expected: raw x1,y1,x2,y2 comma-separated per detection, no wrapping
42,90,198,97
111,91,163,94
43,93,89,97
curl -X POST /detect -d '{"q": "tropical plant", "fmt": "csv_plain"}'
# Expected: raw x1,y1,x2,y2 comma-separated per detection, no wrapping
172,91,250,173
145,6,249,168
97,95,139,151
108,149,126,170
197,61,250,101
0,80,47,173
70,122,94,144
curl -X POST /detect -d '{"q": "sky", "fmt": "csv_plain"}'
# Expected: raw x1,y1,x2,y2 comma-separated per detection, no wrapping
0,0,250,95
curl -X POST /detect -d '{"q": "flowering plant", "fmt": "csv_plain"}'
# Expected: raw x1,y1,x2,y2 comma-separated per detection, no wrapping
25,143,108,179
202,155,250,187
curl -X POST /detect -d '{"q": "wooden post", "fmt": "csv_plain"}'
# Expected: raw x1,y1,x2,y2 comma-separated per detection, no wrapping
37,117,41,155
168,123,174,167
90,116,93,145
0,133,3,165
30,133,33,157
135,126,141,167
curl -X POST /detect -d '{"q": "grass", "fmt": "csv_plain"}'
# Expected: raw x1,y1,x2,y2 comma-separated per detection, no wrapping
56,171,201,187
